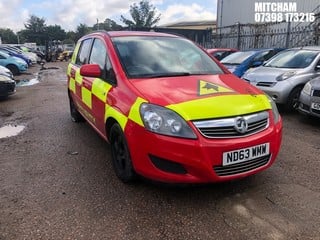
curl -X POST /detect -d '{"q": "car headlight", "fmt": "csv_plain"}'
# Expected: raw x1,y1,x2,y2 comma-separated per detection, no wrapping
302,81,312,96
267,95,280,124
140,103,197,139
0,75,14,83
276,71,296,81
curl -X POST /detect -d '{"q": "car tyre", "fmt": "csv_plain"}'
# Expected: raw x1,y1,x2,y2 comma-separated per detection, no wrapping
110,123,136,183
69,96,84,122
6,64,19,76
286,86,303,111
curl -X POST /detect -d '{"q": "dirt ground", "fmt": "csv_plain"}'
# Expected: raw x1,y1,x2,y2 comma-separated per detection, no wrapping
0,61,320,240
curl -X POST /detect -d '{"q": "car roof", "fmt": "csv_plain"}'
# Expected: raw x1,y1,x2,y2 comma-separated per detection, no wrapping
84,30,181,38
289,46,320,51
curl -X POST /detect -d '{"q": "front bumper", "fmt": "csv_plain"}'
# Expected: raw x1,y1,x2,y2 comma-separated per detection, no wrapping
298,91,320,118
125,112,282,183
0,81,16,97
249,80,294,104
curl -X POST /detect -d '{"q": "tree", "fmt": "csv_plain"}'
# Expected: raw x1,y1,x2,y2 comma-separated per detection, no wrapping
120,0,161,28
21,15,47,45
0,28,17,44
75,24,91,41
46,25,67,42
93,18,123,31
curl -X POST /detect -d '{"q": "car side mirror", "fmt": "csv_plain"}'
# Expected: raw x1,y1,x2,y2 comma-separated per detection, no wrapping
315,65,320,71
80,64,102,78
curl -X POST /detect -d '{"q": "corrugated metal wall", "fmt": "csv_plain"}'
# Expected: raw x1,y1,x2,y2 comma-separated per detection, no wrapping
217,0,320,28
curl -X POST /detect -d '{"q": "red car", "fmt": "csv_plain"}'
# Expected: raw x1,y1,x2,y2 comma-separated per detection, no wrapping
67,31,282,184
207,48,238,61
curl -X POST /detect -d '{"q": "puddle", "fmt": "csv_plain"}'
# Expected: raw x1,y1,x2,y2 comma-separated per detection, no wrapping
0,124,25,139
16,77,40,87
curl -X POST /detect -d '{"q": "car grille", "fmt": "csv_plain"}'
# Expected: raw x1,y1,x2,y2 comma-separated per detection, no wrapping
312,90,320,97
256,82,276,87
193,111,269,138
213,154,271,176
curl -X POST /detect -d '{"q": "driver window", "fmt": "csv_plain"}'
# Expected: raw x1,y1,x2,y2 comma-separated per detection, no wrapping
89,38,107,69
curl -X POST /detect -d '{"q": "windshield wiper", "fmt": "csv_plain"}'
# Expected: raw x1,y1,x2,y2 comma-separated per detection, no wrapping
146,72,192,78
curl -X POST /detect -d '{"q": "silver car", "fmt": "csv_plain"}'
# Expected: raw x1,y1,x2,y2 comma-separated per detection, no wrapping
242,47,320,110
298,77,320,118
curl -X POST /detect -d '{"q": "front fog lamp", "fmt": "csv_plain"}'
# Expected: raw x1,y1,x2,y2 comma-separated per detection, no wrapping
140,103,197,139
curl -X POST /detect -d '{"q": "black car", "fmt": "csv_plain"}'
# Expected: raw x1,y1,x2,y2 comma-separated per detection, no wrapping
0,66,16,99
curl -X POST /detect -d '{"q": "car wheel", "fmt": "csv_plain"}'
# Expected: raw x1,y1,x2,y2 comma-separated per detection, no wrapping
286,86,303,111
69,96,84,122
6,64,19,75
110,123,136,183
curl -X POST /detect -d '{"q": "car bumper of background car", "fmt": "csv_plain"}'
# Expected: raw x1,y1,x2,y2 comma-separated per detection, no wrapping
125,115,282,184
250,81,291,104
298,92,320,118
0,81,16,97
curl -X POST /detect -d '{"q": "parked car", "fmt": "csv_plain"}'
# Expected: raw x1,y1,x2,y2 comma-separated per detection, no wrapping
0,66,15,99
242,46,320,111
298,77,320,118
67,31,282,184
0,50,28,75
221,48,285,77
207,48,238,61
4,45,38,64
0,46,32,66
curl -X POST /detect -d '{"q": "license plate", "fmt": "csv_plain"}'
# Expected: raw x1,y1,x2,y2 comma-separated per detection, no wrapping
222,143,270,166
311,102,320,110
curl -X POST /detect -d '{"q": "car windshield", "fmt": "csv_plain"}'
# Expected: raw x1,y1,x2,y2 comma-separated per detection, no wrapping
264,50,318,68
112,36,224,78
221,51,255,65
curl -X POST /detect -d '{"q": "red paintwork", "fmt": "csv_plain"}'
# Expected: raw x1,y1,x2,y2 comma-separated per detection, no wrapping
68,31,283,184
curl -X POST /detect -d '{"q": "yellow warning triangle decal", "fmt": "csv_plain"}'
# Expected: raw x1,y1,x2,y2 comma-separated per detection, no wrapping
198,80,234,96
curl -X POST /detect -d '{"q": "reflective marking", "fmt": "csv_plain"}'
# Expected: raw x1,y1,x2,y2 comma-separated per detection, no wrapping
198,80,234,96
75,69,82,84
128,97,148,127
92,78,112,102
82,87,92,108
167,94,271,120
69,78,76,93
105,105,128,130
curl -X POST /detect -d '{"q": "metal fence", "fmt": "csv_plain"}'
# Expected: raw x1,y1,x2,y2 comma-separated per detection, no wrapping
212,9,320,50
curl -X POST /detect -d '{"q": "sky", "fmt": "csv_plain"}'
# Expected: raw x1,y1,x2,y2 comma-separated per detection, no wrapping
0,0,217,32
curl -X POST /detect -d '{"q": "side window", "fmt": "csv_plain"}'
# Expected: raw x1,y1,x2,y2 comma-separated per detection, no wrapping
89,38,115,83
75,38,92,66
89,38,107,69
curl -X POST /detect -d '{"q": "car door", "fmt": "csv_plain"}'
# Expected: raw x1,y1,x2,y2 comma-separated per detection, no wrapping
86,37,115,134
70,37,93,115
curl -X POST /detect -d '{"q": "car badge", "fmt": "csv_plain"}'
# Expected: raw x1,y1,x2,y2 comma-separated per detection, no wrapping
234,117,248,134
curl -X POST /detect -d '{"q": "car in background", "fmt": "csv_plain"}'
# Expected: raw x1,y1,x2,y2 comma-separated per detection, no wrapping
221,48,285,77
242,47,320,111
298,77,320,118
4,45,38,64
0,50,28,75
0,46,32,66
207,48,238,61
0,65,15,99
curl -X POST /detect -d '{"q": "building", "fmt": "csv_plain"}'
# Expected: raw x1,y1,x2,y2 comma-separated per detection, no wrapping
214,0,320,49
160,20,216,30
217,0,319,28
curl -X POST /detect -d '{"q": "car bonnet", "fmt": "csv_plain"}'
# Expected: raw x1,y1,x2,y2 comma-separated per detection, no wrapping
130,74,271,120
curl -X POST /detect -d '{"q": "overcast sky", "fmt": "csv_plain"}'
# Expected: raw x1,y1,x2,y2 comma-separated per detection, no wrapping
0,0,217,32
